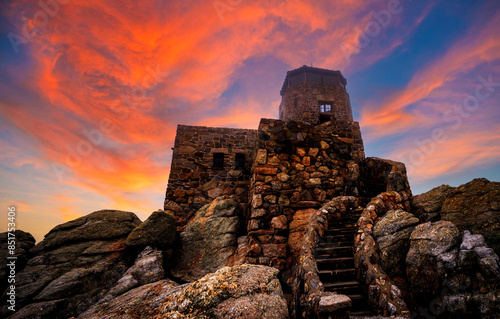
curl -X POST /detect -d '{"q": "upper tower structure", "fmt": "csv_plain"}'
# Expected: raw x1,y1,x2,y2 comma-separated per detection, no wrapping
279,65,353,124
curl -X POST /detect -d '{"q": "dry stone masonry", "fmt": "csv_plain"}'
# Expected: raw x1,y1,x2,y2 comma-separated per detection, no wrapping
163,65,417,317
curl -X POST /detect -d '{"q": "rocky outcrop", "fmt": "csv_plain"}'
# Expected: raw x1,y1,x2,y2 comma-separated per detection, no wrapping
406,223,500,318
0,230,35,294
406,221,461,302
126,209,176,248
2,210,141,319
373,209,419,278
97,246,165,304
412,178,500,255
78,279,181,319
172,197,241,282
80,264,288,319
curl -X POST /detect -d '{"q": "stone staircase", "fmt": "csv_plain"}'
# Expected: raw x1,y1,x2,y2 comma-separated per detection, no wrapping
315,208,370,316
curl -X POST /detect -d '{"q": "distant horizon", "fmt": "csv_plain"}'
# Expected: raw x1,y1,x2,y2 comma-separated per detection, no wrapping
1,0,499,242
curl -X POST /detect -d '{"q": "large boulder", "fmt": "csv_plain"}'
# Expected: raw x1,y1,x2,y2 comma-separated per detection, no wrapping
373,209,419,278
406,220,461,303
412,184,455,222
97,246,165,304
172,197,241,282
440,179,500,255
79,264,288,319
0,230,35,293
2,210,141,319
412,178,500,255
126,209,176,248
77,279,181,319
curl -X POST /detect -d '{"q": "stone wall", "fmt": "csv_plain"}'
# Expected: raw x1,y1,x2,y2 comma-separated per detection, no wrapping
354,191,412,317
280,82,352,124
316,120,365,161
360,157,412,200
165,125,257,230
245,118,363,269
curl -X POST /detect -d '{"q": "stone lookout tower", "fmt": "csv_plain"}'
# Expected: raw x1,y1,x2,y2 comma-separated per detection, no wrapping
165,65,368,231
279,65,353,124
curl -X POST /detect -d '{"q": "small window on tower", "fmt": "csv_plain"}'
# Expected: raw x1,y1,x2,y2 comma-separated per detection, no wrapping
319,103,332,113
213,153,224,168
235,153,245,170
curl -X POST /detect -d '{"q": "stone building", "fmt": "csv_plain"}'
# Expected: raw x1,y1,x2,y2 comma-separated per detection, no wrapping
165,66,363,226
164,65,410,270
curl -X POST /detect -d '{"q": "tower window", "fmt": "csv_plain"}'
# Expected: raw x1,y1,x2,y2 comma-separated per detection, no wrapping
319,103,332,113
213,153,224,168
235,153,245,170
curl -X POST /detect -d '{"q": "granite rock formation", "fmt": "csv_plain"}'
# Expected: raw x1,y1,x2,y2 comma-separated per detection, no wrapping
80,264,288,319
412,178,500,255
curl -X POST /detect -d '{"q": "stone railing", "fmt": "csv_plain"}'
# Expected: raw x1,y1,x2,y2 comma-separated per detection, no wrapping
354,191,412,317
294,196,360,318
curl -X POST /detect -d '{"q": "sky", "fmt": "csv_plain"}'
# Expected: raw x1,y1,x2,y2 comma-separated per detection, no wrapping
1,0,499,242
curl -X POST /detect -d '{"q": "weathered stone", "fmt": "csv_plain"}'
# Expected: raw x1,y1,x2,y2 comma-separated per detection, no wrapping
308,148,319,157
278,195,290,206
264,195,277,204
256,149,267,164
126,210,176,248
268,156,280,166
406,221,461,302
320,141,329,149
270,215,288,230
412,179,500,256
0,230,35,293
373,209,419,277
172,198,240,282
252,194,263,208
97,246,164,303
255,166,278,175
296,147,306,157
261,244,287,258
251,208,267,219
207,187,224,198
3,210,141,318
318,292,352,313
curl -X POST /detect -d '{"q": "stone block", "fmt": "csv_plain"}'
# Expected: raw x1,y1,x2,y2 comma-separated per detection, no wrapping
255,166,278,175
262,244,287,258
270,215,288,230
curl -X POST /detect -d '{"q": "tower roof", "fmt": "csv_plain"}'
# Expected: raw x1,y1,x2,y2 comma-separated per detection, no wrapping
280,65,347,96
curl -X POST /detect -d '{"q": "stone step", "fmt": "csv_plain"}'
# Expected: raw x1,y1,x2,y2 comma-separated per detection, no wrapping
322,234,356,243
315,245,352,253
318,268,357,282
316,241,353,248
323,281,363,295
315,246,352,259
316,257,355,270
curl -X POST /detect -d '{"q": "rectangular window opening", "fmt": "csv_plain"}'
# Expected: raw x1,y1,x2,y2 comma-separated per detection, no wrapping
213,153,224,168
235,153,245,170
319,102,332,113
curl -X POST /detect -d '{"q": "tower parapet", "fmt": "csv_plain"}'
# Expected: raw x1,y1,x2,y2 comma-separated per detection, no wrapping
279,65,353,124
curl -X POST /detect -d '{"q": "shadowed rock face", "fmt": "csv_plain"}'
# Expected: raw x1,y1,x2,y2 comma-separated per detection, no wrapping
126,209,176,249
373,209,419,278
78,264,288,319
412,178,500,255
2,210,141,319
406,220,461,301
0,230,35,294
172,197,241,282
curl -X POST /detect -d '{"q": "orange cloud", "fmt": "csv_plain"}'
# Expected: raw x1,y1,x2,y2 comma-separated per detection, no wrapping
361,11,500,139
388,128,500,184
